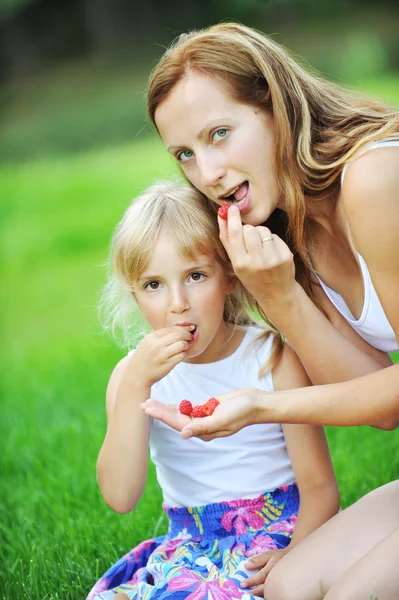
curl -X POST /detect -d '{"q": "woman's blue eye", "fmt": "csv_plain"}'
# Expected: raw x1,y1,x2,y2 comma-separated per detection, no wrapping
177,150,194,162
213,128,228,142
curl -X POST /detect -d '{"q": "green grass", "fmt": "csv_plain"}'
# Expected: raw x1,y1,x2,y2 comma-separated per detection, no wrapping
1,115,399,597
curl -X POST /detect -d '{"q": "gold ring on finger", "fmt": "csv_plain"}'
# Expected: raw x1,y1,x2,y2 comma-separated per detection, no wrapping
261,236,274,243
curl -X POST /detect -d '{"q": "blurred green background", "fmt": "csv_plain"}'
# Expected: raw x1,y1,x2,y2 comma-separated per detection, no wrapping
0,1,398,598
1,0,399,163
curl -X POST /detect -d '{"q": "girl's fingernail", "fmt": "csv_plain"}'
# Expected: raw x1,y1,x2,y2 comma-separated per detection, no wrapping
230,204,239,212
240,582,247,588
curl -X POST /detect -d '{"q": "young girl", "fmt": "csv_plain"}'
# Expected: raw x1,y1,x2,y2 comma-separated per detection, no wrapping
144,21,399,599
87,180,339,600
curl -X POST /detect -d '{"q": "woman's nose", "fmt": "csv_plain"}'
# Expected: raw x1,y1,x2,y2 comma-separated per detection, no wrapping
197,152,226,187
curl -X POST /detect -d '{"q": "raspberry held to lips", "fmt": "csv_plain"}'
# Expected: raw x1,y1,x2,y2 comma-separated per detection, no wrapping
218,203,230,220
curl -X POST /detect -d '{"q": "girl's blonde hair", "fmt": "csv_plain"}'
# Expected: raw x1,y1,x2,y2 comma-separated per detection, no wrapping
147,22,399,296
100,180,283,376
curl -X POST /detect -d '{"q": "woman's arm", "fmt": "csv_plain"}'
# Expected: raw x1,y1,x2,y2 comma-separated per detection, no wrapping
141,361,399,440
339,145,399,430
218,148,399,428
242,345,339,596
220,210,391,390
281,146,399,391
268,280,397,430
180,362,399,441
268,279,391,377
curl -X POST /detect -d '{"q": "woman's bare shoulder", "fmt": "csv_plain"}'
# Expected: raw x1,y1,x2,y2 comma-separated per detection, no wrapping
340,145,399,252
341,144,399,213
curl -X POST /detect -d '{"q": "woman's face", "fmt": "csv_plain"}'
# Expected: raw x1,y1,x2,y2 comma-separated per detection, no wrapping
155,71,280,226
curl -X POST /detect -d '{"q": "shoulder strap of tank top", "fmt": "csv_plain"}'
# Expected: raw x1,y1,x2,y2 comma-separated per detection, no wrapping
341,137,399,185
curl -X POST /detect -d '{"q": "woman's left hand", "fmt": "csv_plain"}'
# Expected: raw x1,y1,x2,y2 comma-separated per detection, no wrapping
140,388,263,441
241,547,290,597
219,205,297,313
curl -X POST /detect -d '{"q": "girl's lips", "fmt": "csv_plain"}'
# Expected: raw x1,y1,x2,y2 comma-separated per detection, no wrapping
188,326,199,344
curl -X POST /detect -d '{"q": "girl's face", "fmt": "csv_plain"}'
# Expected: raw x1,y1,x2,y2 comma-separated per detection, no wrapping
133,230,235,364
155,71,279,225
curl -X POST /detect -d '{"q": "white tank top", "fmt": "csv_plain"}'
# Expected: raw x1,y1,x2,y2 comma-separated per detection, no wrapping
146,327,296,507
316,138,399,352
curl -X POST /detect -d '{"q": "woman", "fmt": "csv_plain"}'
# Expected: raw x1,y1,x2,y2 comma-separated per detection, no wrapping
141,22,399,599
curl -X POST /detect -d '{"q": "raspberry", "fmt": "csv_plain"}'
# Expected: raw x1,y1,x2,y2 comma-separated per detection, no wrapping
192,405,207,418
181,398,220,419
218,203,230,220
179,399,193,416
203,397,220,416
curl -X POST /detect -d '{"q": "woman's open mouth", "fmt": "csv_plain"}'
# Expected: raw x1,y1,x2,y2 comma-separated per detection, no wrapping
221,181,251,213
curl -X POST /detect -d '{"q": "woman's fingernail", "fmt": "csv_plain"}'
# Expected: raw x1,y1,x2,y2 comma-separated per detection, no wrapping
230,204,239,212
240,582,247,588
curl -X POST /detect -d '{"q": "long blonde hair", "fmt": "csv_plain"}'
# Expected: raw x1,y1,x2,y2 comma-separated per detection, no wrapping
100,180,283,375
147,22,399,296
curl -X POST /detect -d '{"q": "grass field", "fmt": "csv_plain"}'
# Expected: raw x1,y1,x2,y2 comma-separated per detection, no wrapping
1,103,399,597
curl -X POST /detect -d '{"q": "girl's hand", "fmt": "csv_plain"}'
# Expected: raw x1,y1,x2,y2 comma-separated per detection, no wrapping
129,326,194,389
241,547,290,597
218,206,297,311
141,388,262,441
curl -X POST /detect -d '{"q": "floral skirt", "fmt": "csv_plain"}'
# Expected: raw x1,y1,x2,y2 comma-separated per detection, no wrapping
87,483,299,600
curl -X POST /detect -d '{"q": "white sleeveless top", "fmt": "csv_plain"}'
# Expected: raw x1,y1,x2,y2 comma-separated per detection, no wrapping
316,138,399,352
146,327,295,507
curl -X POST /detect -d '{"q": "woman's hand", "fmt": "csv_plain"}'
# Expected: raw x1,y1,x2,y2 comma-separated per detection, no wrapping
140,388,262,441
129,326,193,389
219,205,297,311
241,547,290,597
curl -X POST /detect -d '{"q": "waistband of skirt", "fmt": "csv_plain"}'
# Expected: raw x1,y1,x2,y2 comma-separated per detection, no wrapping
163,482,299,539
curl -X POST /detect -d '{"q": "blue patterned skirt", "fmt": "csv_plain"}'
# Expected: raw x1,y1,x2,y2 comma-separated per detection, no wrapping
87,483,299,600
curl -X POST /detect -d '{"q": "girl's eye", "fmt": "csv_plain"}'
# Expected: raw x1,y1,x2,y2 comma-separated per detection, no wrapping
212,128,228,142
144,281,160,291
189,272,206,282
177,149,194,163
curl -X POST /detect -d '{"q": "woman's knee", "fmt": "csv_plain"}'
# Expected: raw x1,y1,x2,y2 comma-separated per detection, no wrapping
264,558,328,600
264,562,297,600
263,568,285,600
